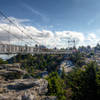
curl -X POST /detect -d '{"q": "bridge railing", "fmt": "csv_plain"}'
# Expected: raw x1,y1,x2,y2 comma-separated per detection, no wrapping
0,44,72,54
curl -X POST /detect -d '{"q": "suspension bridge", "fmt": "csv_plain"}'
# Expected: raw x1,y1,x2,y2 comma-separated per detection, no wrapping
0,10,76,55
0,43,73,54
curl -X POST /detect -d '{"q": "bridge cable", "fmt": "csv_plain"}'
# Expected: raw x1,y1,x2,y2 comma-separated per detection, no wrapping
0,25,31,45
0,10,40,45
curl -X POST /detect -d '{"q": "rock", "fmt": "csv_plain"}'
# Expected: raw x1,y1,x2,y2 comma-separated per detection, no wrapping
0,79,54,100
0,64,57,100
0,63,21,70
41,96,57,100
0,64,27,80
21,92,35,100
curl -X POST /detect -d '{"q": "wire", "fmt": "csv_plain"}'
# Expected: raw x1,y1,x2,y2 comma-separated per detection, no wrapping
0,25,31,45
21,25,40,44
0,10,40,45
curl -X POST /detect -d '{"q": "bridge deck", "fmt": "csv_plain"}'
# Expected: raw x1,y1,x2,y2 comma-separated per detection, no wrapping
0,44,72,54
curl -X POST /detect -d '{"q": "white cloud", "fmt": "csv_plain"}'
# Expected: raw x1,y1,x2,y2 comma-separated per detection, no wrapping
88,33,96,40
85,33,99,47
0,17,99,48
0,17,30,25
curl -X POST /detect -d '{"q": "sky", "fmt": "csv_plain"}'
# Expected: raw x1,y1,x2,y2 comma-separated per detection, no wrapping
0,0,100,48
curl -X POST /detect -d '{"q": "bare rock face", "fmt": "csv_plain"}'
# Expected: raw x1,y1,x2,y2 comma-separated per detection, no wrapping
41,96,57,100
0,79,49,100
0,64,26,80
0,64,57,100
21,92,36,100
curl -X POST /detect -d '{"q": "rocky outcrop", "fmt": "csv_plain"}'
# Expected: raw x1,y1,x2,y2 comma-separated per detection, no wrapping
41,96,57,100
0,79,56,100
0,64,26,80
0,64,57,100
0,63,21,69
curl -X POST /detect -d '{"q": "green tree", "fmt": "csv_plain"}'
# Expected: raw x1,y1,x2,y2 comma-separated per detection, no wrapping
67,62,97,100
61,67,66,79
47,72,66,100
0,58,8,64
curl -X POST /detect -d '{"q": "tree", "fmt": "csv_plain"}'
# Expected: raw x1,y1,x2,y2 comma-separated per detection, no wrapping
96,70,100,98
47,72,66,100
67,62,97,100
0,58,8,64
61,67,66,79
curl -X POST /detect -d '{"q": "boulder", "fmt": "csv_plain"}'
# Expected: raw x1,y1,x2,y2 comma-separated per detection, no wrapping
0,64,57,100
0,79,53,100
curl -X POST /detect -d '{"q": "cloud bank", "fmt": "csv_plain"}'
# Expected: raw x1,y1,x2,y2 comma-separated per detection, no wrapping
0,17,99,48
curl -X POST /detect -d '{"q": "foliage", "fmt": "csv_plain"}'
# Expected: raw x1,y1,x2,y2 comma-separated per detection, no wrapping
7,53,100,100
66,62,98,100
7,54,64,78
47,72,66,100
0,58,8,64
61,67,66,79
69,52,85,67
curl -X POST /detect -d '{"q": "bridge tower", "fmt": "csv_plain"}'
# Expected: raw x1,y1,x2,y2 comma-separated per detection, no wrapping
68,39,76,49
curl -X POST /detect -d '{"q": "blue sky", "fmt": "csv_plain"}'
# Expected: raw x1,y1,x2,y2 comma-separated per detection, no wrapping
0,0,100,48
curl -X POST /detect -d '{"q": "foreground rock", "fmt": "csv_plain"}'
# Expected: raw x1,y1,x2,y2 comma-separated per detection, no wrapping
0,79,56,100
0,64,56,100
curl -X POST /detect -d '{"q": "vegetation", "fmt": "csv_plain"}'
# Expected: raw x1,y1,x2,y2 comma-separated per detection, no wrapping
7,54,64,77
66,62,97,100
47,72,66,100
2,52,100,100
69,52,85,67
46,61,100,100
0,58,8,64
